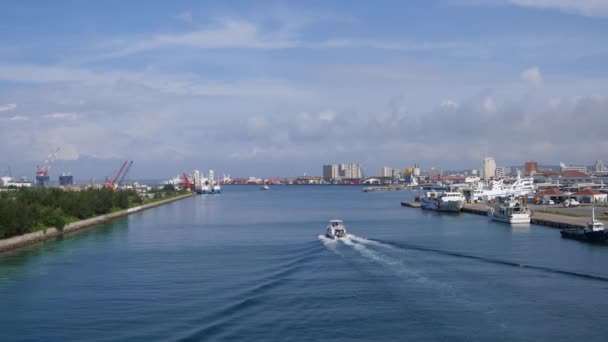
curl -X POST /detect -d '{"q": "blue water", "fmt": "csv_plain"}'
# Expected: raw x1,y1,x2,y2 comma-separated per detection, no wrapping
2,186,608,341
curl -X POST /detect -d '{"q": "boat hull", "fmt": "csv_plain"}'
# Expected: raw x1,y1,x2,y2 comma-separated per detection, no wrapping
560,229,608,242
420,198,464,212
489,213,531,224
487,207,531,224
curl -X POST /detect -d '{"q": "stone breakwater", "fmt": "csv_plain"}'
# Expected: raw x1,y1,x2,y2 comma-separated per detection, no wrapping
0,193,194,254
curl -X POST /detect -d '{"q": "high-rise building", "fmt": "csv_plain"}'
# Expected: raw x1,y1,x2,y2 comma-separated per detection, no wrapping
380,166,392,178
524,161,538,176
560,162,587,174
483,157,496,180
322,164,339,181
595,160,607,173
59,172,74,186
495,167,506,179
413,164,421,177
339,163,362,179
35,175,50,187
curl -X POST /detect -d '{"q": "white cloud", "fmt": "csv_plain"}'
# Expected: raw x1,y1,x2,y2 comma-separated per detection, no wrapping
483,97,497,112
103,18,297,59
175,11,193,23
521,66,543,86
318,110,336,122
44,112,79,120
449,0,608,17
0,103,16,112
0,115,29,121
0,64,308,98
507,0,608,18
440,100,459,109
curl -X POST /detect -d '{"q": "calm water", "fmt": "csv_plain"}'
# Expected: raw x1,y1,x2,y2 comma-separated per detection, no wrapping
2,186,608,341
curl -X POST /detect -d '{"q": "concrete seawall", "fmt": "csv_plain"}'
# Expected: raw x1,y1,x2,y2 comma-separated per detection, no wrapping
402,201,606,229
0,193,194,254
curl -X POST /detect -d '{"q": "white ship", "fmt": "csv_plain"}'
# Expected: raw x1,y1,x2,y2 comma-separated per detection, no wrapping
487,197,531,224
196,170,221,194
505,175,536,197
420,191,465,212
326,220,347,239
463,179,508,202
463,175,536,202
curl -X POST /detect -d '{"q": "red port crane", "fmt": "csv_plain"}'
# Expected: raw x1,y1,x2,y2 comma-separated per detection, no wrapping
117,161,134,187
36,148,60,177
178,172,193,189
105,160,129,189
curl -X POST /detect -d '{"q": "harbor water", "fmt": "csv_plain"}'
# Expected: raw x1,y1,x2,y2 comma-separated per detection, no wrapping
2,186,608,341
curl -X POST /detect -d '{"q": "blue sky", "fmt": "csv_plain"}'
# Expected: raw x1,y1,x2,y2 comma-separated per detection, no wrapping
1,0,608,179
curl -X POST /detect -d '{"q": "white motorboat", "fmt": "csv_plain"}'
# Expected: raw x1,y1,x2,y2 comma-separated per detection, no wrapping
487,197,531,224
420,191,465,212
260,185,269,190
326,220,347,239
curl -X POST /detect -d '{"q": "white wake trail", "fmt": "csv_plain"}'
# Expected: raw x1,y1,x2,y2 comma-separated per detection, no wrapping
348,234,395,250
318,235,341,256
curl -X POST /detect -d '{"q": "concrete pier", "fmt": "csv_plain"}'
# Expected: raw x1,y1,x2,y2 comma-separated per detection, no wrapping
402,201,604,229
401,201,421,208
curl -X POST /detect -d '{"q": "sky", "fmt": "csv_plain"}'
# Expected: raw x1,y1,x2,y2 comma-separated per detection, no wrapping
1,0,608,180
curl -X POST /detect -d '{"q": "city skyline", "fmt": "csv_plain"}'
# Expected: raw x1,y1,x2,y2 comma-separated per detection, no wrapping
1,1,608,178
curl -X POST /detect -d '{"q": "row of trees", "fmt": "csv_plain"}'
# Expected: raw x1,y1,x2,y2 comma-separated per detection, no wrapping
0,188,142,239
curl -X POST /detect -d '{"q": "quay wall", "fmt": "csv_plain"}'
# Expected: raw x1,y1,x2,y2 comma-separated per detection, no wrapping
0,193,194,254
402,201,600,229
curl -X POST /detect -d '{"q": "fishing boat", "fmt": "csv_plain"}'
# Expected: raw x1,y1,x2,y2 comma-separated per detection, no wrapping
560,205,607,242
326,220,347,239
420,191,465,212
487,196,530,224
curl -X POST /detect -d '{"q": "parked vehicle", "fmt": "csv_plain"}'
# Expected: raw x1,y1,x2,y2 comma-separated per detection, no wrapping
563,199,580,207
543,200,555,205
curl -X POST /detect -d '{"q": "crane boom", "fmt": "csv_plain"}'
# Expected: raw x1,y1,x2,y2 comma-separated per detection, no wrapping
36,148,60,176
105,160,129,189
117,161,134,186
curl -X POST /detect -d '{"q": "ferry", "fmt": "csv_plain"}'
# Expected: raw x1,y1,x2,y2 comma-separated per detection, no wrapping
420,191,465,212
487,197,531,224
326,220,347,239
560,206,607,242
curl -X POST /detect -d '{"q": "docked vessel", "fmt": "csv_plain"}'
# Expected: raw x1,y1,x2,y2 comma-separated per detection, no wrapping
462,174,536,202
420,191,465,212
198,170,221,194
487,197,530,224
560,206,607,242
326,220,347,239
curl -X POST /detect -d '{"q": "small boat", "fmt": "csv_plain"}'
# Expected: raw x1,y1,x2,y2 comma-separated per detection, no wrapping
487,196,530,224
560,206,607,242
420,191,465,212
326,220,347,239
260,184,269,190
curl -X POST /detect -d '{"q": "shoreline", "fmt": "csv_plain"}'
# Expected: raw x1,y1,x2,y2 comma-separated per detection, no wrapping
0,193,195,255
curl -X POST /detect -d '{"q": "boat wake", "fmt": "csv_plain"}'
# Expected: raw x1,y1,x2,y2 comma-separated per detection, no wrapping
371,239,608,282
319,233,449,288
